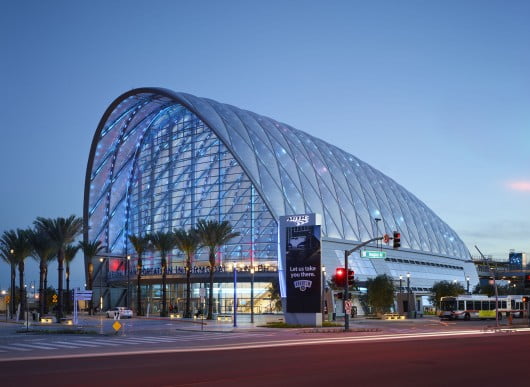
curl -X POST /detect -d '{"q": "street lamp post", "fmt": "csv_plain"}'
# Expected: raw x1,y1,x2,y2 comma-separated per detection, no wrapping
99,257,104,313
9,249,14,318
374,218,381,248
321,266,326,321
126,255,131,309
250,266,255,324
399,275,403,314
232,263,238,328
466,276,470,294
406,272,412,318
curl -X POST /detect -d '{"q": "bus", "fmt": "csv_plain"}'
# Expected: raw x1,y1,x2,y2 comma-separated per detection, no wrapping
439,295,526,321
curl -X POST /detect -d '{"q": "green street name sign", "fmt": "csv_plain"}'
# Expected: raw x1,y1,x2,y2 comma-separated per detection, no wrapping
360,250,387,259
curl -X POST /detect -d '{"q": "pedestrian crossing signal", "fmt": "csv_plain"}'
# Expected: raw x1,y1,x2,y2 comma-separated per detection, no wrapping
52,294,58,303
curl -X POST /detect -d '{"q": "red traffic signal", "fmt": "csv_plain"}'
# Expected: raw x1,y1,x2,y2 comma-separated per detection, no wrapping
393,231,401,249
335,268,346,287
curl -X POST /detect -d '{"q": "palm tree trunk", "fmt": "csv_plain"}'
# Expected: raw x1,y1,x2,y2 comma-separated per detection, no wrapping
57,248,64,321
66,266,70,315
88,262,93,315
137,258,142,316
185,259,191,318
207,252,215,320
10,264,16,317
39,262,45,317
18,262,25,320
161,256,167,317
43,267,48,314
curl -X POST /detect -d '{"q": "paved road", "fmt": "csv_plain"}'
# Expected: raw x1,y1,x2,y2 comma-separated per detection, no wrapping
1,331,529,386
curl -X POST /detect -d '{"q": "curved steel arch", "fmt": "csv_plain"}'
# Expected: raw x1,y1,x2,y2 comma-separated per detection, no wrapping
84,87,470,261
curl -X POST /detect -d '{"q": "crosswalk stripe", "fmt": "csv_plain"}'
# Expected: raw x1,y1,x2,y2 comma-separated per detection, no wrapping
11,343,56,350
112,338,171,344
55,341,98,348
0,345,30,351
83,340,120,346
42,343,82,349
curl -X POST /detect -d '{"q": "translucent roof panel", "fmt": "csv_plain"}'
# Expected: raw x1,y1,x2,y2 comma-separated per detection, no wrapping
85,88,470,261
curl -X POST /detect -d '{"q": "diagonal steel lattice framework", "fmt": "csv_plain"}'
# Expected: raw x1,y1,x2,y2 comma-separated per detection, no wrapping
84,88,469,267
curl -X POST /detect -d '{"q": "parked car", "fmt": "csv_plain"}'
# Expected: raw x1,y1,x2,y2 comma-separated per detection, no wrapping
106,307,133,319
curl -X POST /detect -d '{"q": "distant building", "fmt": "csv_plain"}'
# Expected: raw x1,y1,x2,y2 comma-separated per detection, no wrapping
84,88,478,315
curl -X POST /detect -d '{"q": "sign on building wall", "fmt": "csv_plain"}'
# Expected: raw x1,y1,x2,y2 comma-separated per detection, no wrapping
280,214,322,314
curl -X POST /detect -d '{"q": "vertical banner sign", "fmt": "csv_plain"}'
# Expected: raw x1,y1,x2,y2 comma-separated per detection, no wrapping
283,214,321,313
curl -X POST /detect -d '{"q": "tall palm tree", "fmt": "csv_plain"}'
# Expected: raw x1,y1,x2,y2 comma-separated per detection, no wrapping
64,244,80,314
0,244,17,317
79,240,105,315
27,229,57,317
1,229,32,318
174,228,200,318
195,219,240,320
34,216,83,320
128,235,150,316
149,231,175,317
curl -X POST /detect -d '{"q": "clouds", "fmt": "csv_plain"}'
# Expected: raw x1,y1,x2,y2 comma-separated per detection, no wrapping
507,181,530,192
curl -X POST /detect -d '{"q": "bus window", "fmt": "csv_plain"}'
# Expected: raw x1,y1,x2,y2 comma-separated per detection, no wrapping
501,301,506,309
511,300,515,309
458,301,465,310
440,299,456,311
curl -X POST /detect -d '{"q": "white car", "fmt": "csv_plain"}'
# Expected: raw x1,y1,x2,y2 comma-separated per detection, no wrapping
106,307,133,319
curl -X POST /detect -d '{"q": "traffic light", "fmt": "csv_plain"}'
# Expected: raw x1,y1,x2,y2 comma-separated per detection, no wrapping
524,275,530,289
347,269,355,286
335,267,346,287
393,231,401,249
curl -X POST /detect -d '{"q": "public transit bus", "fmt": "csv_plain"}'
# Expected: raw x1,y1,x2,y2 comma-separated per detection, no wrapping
439,295,526,321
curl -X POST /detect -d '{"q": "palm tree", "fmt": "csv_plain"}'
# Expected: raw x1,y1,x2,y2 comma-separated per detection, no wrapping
195,219,240,320
79,240,105,315
174,228,200,318
64,244,80,314
1,229,32,318
149,231,175,317
0,244,17,317
128,235,150,316
27,229,57,317
34,216,83,320
129,235,150,316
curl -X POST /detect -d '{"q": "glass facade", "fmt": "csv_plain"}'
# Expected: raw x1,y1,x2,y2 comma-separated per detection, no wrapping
84,87,474,310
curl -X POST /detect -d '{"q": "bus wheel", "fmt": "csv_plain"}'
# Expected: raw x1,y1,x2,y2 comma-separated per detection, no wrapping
464,313,470,321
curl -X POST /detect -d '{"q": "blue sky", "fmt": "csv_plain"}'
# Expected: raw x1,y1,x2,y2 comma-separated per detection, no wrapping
1,0,529,290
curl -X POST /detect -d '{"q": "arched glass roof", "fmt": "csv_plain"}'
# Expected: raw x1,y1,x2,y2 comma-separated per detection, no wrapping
84,88,470,260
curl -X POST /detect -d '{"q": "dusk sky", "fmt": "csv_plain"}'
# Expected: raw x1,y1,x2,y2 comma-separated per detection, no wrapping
1,0,529,290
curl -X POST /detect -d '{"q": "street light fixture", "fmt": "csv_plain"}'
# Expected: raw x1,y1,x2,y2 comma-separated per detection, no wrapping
126,255,131,309
466,276,470,294
232,263,238,328
374,218,381,248
250,266,255,324
399,274,403,314
406,272,413,318
321,266,327,321
99,257,104,313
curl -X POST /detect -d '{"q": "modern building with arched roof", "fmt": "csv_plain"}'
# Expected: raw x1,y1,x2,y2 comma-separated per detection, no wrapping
84,87,478,316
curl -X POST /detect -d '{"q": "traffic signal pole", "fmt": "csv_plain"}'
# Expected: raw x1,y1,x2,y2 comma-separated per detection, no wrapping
344,236,384,331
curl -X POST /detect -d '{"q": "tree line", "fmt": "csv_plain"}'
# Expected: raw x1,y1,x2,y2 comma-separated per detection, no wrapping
1,215,239,322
